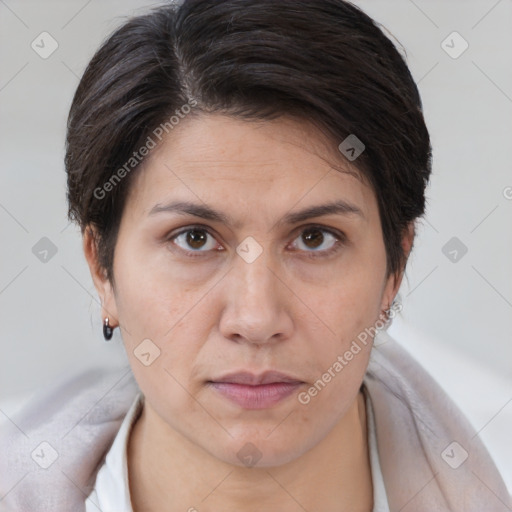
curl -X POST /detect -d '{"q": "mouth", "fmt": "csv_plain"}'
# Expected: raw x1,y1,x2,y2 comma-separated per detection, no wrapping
207,371,304,410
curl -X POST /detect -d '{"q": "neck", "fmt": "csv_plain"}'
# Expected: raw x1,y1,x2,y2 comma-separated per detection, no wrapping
127,390,372,512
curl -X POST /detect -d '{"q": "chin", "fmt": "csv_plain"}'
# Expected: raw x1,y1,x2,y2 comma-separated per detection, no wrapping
211,432,315,469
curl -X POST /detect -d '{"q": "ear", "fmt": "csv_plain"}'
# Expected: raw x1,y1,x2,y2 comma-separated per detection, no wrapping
381,221,415,311
82,225,119,327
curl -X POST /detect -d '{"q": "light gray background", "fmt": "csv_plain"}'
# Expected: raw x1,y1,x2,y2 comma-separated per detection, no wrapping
1,0,511,490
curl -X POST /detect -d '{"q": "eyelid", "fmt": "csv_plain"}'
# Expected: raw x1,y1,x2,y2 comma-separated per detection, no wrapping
291,223,346,241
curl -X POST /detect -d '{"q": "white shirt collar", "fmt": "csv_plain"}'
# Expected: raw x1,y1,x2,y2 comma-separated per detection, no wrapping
85,392,143,512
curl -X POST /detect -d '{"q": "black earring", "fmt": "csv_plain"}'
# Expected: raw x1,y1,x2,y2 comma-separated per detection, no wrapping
103,317,114,341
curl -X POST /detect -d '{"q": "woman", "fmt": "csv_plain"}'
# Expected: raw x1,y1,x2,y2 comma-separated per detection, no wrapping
1,1,510,511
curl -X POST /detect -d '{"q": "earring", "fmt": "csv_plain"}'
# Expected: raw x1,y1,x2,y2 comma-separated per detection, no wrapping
382,296,402,328
103,317,114,341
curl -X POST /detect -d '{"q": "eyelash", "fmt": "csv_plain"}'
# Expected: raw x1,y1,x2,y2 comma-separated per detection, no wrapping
165,224,346,260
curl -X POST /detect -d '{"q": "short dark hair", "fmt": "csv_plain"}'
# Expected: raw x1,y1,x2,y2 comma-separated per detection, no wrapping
65,0,432,286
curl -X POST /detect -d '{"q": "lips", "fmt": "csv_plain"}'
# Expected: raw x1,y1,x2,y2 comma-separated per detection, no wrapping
211,370,303,386
207,371,304,409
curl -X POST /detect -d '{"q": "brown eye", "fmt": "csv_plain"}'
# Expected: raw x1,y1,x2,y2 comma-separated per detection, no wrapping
302,228,325,249
186,229,208,249
170,227,219,254
290,225,345,259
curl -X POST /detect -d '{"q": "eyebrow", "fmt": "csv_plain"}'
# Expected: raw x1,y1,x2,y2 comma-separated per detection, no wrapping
148,199,364,228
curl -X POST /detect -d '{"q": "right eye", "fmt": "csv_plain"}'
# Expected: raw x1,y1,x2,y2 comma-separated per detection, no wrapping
167,226,223,257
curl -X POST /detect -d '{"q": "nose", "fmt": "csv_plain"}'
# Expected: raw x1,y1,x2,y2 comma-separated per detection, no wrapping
218,247,294,346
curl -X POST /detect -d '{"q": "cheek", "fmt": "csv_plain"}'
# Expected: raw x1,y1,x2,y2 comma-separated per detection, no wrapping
297,350,369,421
112,233,187,337
294,256,386,392
112,241,212,398
303,259,386,344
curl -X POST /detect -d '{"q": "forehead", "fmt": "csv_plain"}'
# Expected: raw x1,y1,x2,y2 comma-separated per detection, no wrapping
124,114,376,223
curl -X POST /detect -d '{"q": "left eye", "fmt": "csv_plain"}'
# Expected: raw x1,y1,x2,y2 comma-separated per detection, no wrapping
289,226,341,256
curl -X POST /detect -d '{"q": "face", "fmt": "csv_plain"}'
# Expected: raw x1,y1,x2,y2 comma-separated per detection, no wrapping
86,113,406,467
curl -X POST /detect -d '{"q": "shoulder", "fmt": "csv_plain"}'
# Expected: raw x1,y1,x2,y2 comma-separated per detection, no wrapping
363,332,512,511
0,366,140,512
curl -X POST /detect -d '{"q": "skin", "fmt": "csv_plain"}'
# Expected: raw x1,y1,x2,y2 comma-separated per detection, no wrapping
84,113,413,512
